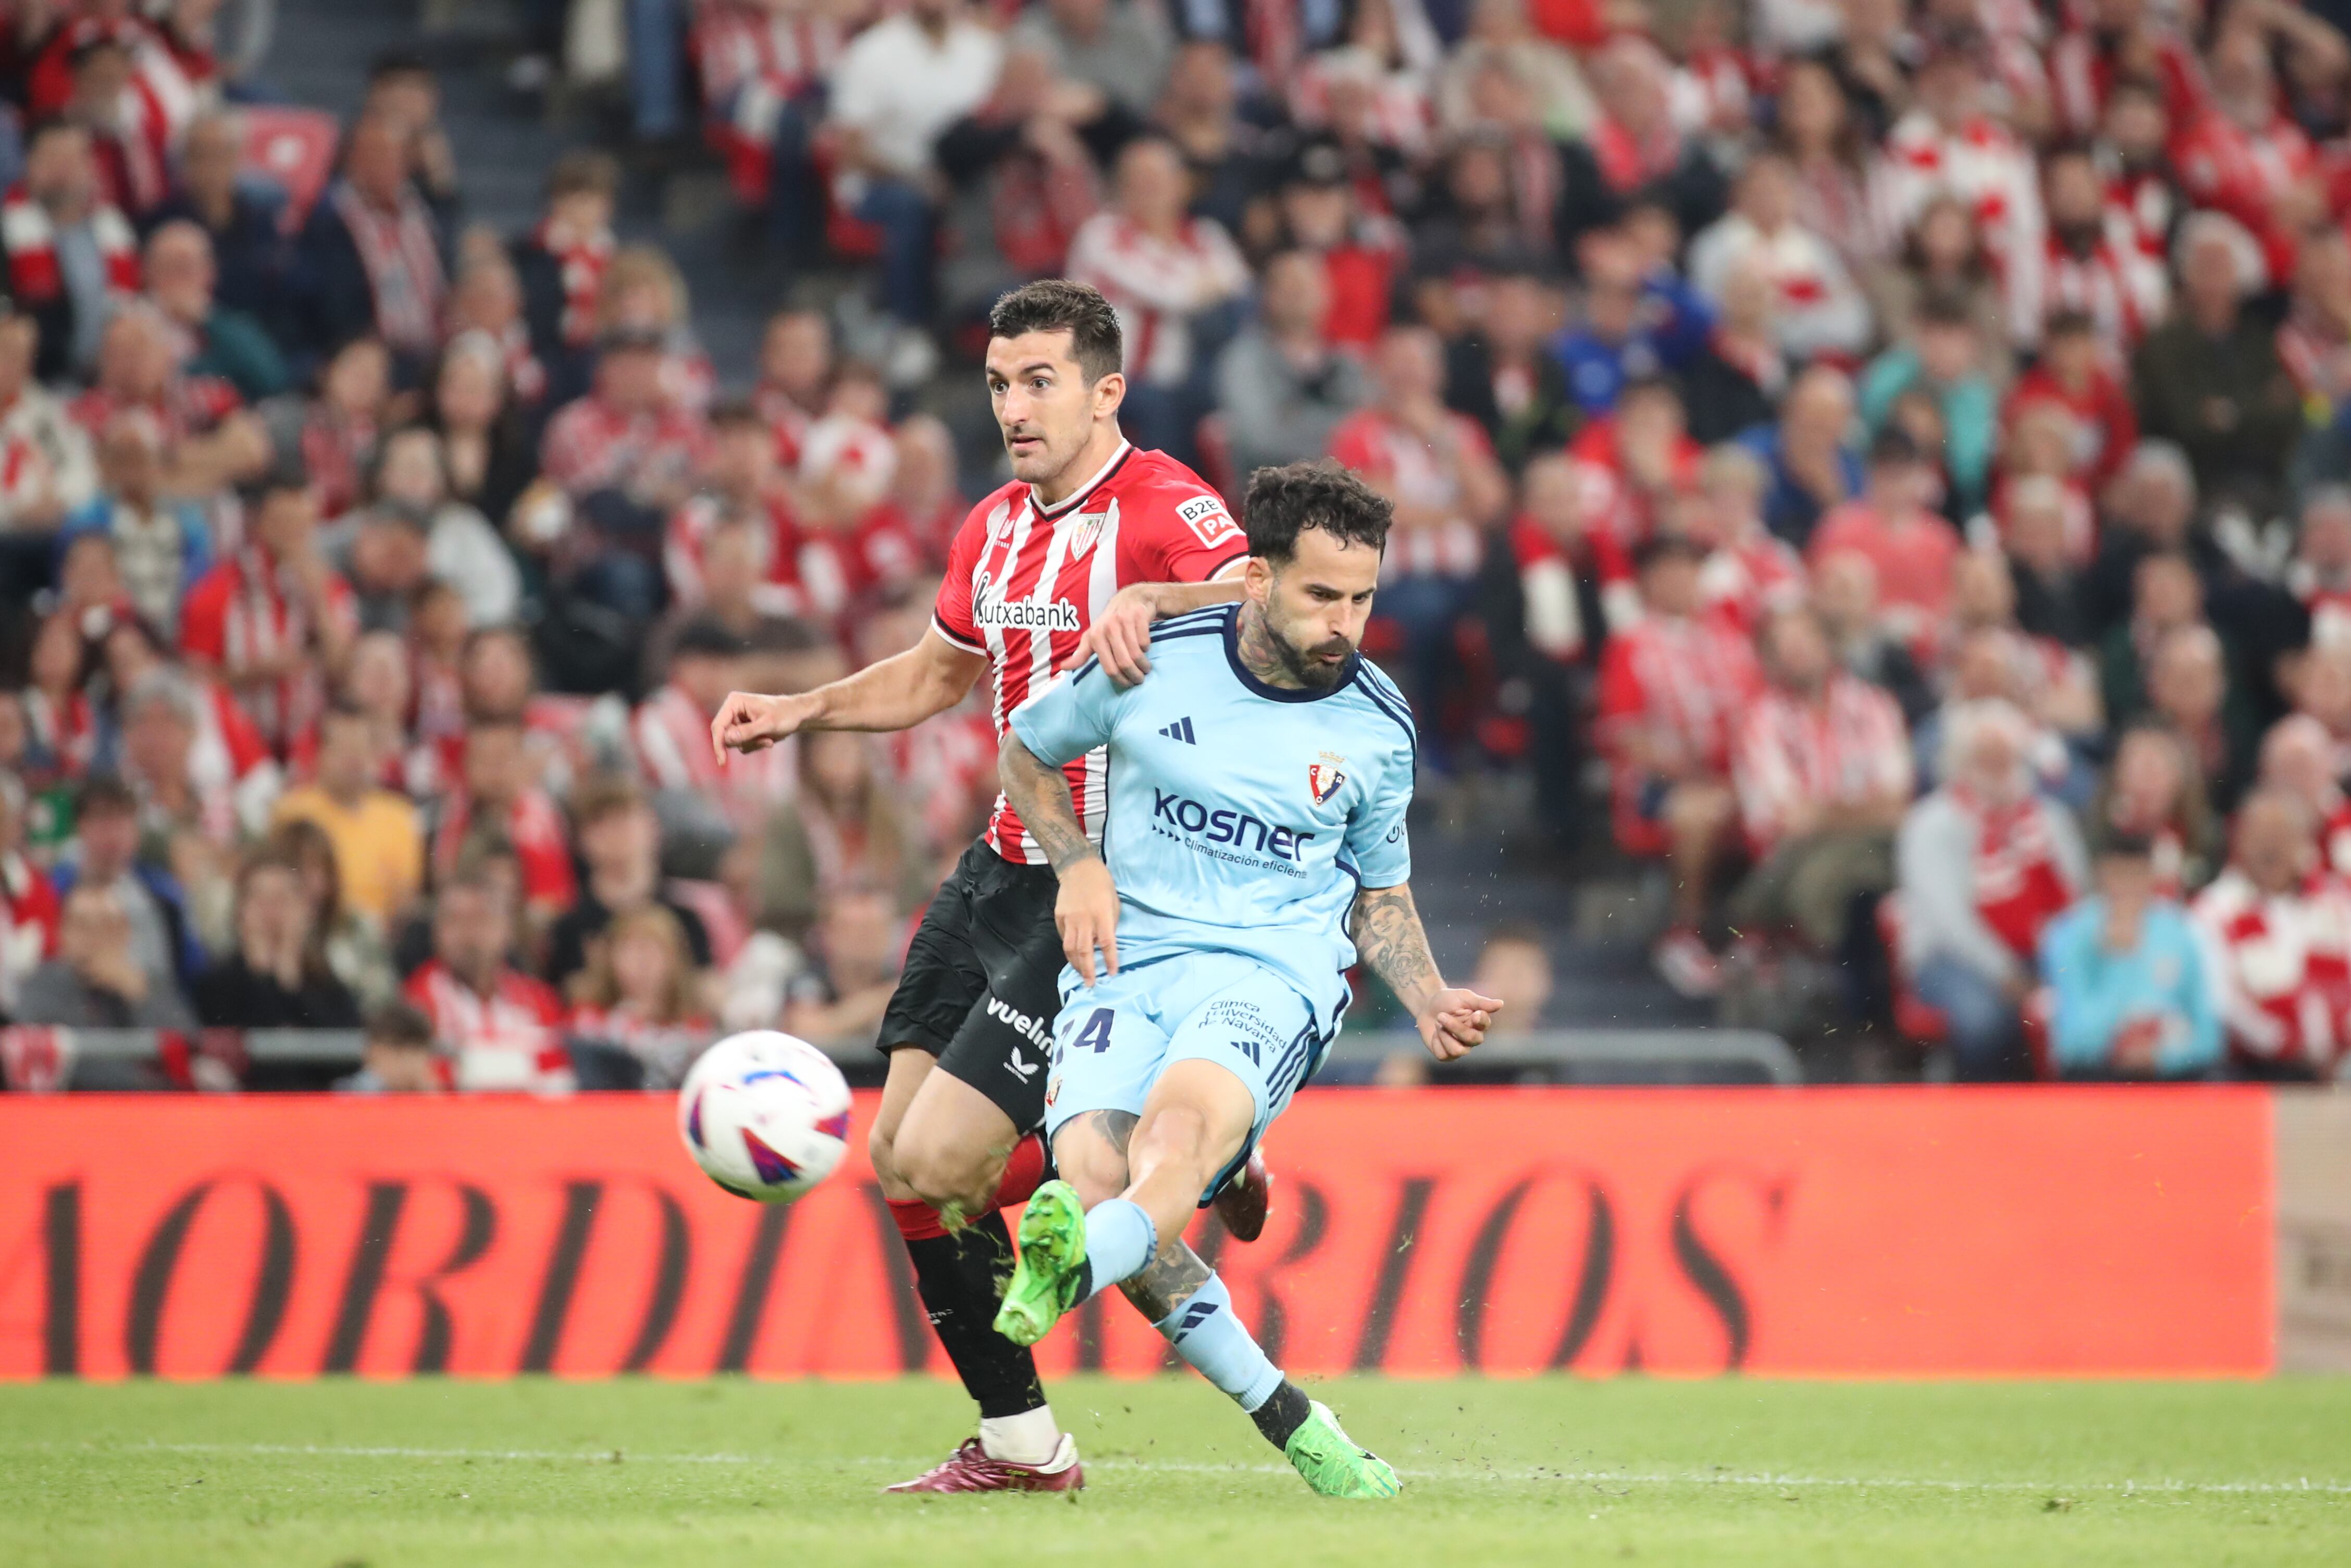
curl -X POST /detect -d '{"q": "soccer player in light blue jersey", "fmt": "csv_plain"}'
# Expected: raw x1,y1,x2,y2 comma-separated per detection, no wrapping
991,462,1501,1498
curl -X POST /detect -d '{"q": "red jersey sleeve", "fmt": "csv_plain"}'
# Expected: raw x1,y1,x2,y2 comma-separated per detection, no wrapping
178,564,231,663
1594,635,1648,757
1119,474,1249,586
930,498,994,655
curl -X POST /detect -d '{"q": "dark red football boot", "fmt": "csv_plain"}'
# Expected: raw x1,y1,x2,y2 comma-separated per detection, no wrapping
883,1436,1084,1495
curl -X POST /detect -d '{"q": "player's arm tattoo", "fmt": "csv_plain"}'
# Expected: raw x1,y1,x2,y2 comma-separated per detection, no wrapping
1349,882,1443,1018
999,733,1099,872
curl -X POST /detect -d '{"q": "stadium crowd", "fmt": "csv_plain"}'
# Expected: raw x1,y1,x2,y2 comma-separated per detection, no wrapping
7,0,2351,1090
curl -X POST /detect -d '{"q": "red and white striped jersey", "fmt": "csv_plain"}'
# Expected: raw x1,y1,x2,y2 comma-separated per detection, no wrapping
1064,213,1251,387
404,960,575,1094
178,546,357,755
1877,113,2046,343
1733,673,1913,852
429,787,578,913
932,441,1249,864
2038,230,2168,353
634,680,792,830
1328,408,1499,578
2191,869,2351,1073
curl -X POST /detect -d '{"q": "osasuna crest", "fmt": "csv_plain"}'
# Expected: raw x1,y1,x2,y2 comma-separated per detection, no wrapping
1307,762,1347,805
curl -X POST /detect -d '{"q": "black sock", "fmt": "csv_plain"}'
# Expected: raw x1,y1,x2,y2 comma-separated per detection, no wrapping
1251,1380,1313,1451
902,1211,1046,1419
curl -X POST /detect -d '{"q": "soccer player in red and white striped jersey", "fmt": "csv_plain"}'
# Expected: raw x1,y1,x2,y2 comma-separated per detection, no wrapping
710,281,1278,1493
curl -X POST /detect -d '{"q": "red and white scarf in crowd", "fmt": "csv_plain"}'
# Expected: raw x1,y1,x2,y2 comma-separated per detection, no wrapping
1950,784,2079,959
1588,112,1685,195
0,186,139,303
533,218,613,348
333,181,446,355
2193,869,2351,1072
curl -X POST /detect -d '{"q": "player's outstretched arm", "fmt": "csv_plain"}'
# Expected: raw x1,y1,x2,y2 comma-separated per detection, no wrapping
1348,882,1502,1062
1000,732,1121,986
711,627,988,765
1059,577,1246,686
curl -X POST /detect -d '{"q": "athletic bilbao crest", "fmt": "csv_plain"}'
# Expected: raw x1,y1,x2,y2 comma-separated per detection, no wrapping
1066,499,1113,560
1308,762,1346,805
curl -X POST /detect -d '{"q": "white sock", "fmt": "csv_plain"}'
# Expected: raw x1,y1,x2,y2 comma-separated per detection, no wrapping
977,1404,1062,1465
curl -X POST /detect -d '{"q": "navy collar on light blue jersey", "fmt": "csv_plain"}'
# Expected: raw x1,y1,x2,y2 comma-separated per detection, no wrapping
1221,603,1362,702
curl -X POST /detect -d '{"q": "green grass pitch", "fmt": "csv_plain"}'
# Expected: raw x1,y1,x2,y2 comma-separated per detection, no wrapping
3,1377,2347,1566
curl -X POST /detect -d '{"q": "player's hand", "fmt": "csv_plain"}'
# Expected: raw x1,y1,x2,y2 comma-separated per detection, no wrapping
1417,987,1503,1062
1056,856,1121,986
1058,584,1158,686
710,690,814,766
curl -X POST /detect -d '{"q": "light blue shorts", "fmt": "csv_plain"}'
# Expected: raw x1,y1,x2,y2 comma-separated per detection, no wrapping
1044,951,1334,1202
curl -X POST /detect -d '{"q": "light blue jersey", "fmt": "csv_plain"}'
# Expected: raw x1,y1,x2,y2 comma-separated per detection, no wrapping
1010,603,1417,1180
1008,602,1417,1035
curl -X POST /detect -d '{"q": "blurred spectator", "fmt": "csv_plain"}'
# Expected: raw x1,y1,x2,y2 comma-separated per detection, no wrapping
1773,56,1882,270
15,880,195,1030
1896,699,2088,1079
428,332,536,530
564,903,713,1090
817,0,1004,364
338,997,443,1093
431,714,575,927
1066,136,1250,464
933,45,1115,319
1330,325,1507,755
2003,310,2136,505
2145,624,2255,811
0,780,60,1017
2091,722,2219,899
1688,150,1870,361
1806,428,1963,647
272,815,398,1006
1730,604,1912,955
50,774,197,989
2041,831,2222,1080
1859,292,1997,517
192,848,361,1029
2002,476,2089,647
1466,921,1553,1037
635,618,790,835
1677,257,1782,446
2099,549,2204,722
1556,36,1726,246
2037,144,2167,356
271,703,423,929
296,112,450,369
511,149,619,404
179,472,357,754
4,119,140,382
1737,364,1860,549
148,109,293,330
2131,213,2299,512
758,730,931,937
1811,548,1934,726
2192,786,2351,1081
546,775,712,990
369,425,521,629
0,310,96,535
144,219,287,403
1216,250,1369,478
1552,225,1710,417
1442,262,1576,474
403,868,573,1093
60,410,208,635
1597,534,1758,996
664,398,795,613
1273,138,1400,351
1866,196,2013,386
783,883,902,1047
2288,487,2351,651
1010,0,1173,117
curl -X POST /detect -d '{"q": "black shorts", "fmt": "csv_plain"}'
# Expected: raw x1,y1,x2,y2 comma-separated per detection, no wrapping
878,839,1065,1131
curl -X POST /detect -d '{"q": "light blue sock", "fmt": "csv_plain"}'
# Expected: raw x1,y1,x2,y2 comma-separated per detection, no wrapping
1081,1199,1157,1299
1154,1272,1285,1412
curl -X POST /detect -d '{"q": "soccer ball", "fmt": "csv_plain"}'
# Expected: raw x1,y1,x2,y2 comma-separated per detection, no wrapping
677,1031,853,1202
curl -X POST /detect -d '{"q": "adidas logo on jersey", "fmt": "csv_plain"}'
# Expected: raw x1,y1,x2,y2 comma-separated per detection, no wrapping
1158,717,1198,744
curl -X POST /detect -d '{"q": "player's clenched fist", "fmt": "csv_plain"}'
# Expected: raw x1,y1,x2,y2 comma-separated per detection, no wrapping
1056,856,1122,986
710,690,814,765
1418,986,1504,1061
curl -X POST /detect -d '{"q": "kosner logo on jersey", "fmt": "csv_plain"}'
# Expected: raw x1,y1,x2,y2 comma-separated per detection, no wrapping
970,568,1081,634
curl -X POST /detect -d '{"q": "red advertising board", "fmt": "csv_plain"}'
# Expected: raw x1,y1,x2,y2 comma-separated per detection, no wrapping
0,1087,2273,1381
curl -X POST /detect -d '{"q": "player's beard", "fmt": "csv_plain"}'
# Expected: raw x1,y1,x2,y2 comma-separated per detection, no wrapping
1263,608,1355,691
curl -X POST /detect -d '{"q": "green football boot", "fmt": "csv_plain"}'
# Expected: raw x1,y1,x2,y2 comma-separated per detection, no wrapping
1284,1401,1403,1499
993,1180,1088,1347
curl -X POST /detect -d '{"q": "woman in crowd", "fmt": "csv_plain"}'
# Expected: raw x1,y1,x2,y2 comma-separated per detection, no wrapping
564,903,713,1089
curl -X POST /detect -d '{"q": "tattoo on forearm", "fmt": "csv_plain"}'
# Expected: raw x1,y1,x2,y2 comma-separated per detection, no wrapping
1350,884,1441,1014
1000,737,1098,872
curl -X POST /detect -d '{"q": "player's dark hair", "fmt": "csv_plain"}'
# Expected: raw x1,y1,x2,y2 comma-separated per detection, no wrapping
988,280,1123,384
1243,461,1393,564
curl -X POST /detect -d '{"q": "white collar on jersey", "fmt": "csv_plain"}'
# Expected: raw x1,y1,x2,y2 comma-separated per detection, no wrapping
1030,439,1133,520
